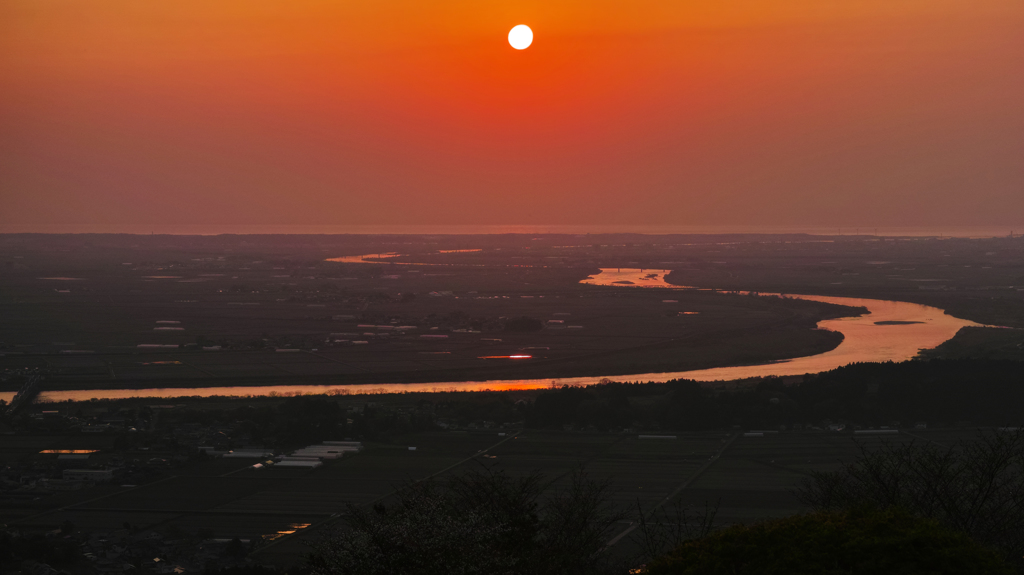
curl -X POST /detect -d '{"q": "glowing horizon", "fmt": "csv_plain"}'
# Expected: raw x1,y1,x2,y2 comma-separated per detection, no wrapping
1,0,1022,229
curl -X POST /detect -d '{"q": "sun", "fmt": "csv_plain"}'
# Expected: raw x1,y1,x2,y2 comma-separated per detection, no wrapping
508,25,533,50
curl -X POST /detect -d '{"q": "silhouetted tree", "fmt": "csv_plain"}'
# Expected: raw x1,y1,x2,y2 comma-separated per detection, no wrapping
307,468,623,575
646,508,1013,575
797,429,1024,569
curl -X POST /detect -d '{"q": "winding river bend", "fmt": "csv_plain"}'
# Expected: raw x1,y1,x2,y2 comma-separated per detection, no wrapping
5,267,982,403
582,269,983,380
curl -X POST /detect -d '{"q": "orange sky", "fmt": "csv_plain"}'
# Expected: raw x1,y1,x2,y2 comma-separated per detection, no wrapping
2,0,1022,229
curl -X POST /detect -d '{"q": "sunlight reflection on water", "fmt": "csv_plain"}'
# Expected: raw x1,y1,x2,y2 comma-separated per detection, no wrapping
1,266,984,403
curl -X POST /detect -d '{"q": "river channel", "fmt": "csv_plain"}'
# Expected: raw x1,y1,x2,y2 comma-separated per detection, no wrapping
6,266,982,403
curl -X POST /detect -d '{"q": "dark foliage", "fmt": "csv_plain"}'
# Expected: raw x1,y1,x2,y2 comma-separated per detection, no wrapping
204,566,298,575
347,401,436,441
646,508,1014,575
797,429,1024,569
306,467,624,575
0,530,85,572
785,359,1024,427
524,359,1024,430
233,397,348,446
432,393,523,427
632,499,720,562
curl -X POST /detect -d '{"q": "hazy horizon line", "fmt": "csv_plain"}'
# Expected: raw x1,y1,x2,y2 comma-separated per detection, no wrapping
1,223,1021,238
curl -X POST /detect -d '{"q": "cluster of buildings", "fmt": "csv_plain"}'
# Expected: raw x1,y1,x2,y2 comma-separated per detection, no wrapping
215,440,364,469
5,526,255,575
1,449,179,498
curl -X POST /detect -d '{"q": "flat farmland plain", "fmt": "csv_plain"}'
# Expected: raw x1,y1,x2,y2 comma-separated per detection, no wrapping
11,431,507,546
0,235,859,392
0,285,848,389
251,428,985,567
6,422,990,568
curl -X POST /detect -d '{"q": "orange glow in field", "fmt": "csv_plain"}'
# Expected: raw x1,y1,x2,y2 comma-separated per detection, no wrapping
265,523,312,541
40,449,99,454
478,355,533,359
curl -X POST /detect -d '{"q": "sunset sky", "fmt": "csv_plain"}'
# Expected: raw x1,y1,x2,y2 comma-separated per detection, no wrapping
2,0,1022,230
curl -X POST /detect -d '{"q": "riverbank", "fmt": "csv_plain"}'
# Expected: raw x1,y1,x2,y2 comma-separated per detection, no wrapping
2,272,980,403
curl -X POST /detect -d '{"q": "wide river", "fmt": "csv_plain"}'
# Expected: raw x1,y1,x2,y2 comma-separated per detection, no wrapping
4,267,983,403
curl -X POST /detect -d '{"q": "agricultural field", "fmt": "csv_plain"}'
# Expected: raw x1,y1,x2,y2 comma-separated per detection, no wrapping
2,233,1021,571
0,234,868,392
13,427,984,567
0,377,1001,568
3,233,1021,395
